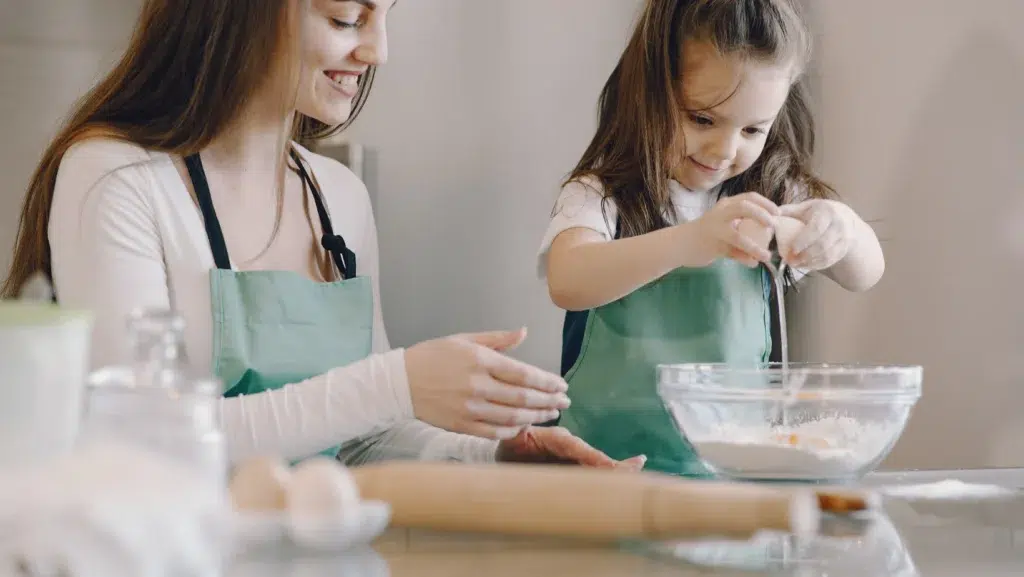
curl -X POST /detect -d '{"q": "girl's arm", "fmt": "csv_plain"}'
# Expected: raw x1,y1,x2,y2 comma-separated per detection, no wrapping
546,225,706,311
541,181,778,312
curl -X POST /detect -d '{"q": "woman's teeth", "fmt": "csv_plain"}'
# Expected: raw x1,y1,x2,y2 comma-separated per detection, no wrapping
326,72,358,92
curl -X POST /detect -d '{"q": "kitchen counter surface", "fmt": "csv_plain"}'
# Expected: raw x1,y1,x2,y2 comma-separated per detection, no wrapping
228,468,1024,577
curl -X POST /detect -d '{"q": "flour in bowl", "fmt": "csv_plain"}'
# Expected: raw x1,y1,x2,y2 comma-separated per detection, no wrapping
690,416,900,479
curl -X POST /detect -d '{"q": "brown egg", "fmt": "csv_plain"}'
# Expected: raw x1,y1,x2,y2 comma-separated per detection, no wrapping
228,455,292,512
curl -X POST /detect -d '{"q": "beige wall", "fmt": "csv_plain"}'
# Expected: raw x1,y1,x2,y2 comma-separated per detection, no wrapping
0,0,642,374
336,0,643,373
3,0,1022,471
790,0,1024,470
0,0,140,277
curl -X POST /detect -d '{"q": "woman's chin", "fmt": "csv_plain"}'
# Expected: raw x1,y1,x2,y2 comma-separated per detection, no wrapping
301,101,353,128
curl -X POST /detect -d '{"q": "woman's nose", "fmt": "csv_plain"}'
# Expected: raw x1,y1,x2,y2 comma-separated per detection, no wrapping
355,27,388,66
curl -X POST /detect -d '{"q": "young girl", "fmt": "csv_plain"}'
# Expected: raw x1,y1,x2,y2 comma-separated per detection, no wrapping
538,0,885,476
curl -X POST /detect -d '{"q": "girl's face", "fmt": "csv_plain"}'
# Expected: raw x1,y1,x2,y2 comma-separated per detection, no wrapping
674,41,795,193
293,0,394,126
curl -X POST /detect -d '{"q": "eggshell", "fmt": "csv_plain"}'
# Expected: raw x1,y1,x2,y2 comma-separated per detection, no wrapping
228,456,291,512
774,215,805,260
736,215,805,261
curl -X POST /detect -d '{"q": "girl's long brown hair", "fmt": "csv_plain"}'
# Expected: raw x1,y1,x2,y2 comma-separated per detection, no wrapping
1,0,375,298
567,0,834,240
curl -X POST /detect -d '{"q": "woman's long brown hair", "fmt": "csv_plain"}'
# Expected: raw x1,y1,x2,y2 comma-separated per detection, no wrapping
567,0,835,241
1,0,375,298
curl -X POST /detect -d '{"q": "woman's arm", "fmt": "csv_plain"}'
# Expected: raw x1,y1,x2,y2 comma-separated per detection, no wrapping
361,193,391,355
337,419,498,465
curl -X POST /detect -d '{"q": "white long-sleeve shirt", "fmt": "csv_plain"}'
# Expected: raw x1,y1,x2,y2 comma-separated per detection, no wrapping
49,137,497,465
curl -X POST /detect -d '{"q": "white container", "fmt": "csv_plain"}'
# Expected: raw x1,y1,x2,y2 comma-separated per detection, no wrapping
0,301,92,468
81,369,228,489
80,308,227,489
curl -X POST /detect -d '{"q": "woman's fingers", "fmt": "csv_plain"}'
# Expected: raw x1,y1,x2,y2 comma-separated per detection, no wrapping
466,398,560,428
477,346,569,395
477,377,571,411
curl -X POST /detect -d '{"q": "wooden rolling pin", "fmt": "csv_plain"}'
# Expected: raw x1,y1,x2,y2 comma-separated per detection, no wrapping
351,461,847,542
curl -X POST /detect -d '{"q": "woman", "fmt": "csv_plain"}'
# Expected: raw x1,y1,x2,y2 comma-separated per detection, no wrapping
3,0,645,469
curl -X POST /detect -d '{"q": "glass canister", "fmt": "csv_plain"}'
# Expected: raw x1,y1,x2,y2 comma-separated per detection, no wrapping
79,308,227,489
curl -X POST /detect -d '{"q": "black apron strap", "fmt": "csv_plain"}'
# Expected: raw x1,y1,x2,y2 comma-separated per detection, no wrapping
184,149,357,280
289,148,357,280
184,153,233,270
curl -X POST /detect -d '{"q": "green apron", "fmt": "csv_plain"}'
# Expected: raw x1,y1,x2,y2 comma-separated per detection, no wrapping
557,224,772,476
184,148,373,461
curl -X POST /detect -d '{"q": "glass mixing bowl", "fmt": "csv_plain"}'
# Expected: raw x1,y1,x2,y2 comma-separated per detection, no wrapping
657,363,923,483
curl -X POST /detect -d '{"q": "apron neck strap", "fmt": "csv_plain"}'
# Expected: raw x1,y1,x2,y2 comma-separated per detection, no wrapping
289,148,357,279
183,148,357,279
184,153,232,271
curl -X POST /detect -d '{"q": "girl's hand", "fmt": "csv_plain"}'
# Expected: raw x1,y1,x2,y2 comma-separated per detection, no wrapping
778,199,857,271
690,192,780,267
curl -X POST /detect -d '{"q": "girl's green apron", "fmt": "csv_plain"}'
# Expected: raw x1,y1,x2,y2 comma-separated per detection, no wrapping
184,148,372,461
554,221,772,476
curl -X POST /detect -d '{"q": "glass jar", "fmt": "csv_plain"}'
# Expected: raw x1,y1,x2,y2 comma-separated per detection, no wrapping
79,308,227,489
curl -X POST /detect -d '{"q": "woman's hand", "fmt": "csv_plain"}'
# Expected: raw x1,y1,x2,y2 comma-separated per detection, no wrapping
687,192,781,267
496,426,646,470
405,328,572,440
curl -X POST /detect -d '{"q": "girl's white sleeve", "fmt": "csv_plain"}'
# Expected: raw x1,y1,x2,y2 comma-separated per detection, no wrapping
45,143,462,464
536,177,617,280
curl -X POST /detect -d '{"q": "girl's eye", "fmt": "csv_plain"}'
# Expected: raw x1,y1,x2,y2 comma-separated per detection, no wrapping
744,127,767,136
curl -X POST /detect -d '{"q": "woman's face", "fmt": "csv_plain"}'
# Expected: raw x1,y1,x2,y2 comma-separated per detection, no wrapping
293,0,394,126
